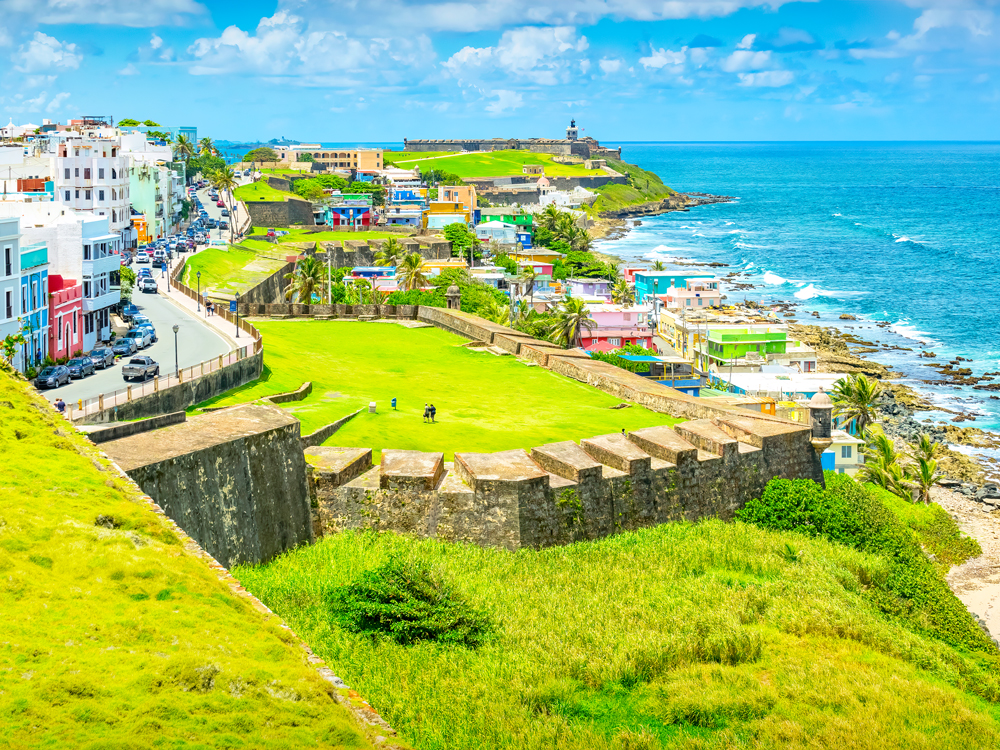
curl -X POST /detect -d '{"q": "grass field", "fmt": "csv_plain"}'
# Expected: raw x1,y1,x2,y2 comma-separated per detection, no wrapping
234,517,1000,750
182,245,290,296
234,180,302,203
384,149,605,178
590,159,675,214
199,321,679,459
248,227,409,243
0,373,378,749
384,150,460,162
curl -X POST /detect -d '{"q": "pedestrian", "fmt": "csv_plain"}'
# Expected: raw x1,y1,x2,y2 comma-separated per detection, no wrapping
621,428,626,436
429,404,437,423
54,398,65,414
423,403,429,423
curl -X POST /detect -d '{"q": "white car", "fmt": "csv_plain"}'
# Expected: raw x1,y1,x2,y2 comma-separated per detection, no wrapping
135,251,151,263
153,249,168,263
139,277,157,293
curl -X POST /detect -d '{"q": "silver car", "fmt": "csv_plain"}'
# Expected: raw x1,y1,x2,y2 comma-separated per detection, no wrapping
123,329,152,349
87,347,115,369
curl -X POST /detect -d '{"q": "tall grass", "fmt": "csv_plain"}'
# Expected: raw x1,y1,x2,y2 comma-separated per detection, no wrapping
235,522,1000,750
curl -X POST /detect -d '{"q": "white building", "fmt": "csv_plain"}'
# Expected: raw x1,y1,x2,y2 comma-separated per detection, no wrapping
824,429,865,476
50,137,131,245
0,218,23,363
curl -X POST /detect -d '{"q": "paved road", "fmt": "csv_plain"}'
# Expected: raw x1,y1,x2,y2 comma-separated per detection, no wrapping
41,264,234,407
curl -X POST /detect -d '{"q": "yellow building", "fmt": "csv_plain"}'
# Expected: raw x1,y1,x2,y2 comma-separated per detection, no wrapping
422,258,469,274
510,247,565,263
280,145,382,171
438,185,478,212
423,200,472,230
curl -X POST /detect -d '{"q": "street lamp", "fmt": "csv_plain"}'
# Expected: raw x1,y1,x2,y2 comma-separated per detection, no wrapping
234,291,240,338
172,324,179,378
165,256,171,293
197,270,201,312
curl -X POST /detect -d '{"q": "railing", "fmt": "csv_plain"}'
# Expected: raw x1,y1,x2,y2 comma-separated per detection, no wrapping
170,255,264,344
65,345,254,422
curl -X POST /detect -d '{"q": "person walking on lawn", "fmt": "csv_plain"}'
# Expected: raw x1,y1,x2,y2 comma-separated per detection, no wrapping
423,403,430,423
429,404,437,423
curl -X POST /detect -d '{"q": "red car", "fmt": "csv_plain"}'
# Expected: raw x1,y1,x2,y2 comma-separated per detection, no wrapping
216,200,225,207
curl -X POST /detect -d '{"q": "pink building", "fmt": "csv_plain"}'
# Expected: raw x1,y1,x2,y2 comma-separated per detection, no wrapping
580,303,655,352
659,277,722,309
623,267,645,284
49,274,83,360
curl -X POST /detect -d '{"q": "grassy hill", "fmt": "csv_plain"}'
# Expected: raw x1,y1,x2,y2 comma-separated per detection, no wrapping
0,372,383,749
181,244,291,297
234,180,303,203
235,497,1000,750
385,149,605,178
588,158,676,214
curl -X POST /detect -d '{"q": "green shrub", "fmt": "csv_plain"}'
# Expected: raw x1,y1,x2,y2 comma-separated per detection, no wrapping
739,473,995,654
327,558,493,647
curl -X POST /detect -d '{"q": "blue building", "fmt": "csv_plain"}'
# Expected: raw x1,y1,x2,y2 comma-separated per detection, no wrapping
633,270,718,304
19,243,49,370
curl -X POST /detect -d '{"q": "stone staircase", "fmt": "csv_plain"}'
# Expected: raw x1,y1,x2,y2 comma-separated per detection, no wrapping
306,415,821,551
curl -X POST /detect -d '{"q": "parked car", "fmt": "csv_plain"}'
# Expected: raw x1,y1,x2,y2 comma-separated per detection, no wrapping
219,221,229,230
66,356,96,379
139,277,157,293
137,323,158,343
220,208,230,217
135,251,151,263
112,338,137,357
122,356,159,382
216,200,225,207
137,268,152,280
121,302,139,320
87,347,115,369
124,329,151,350
36,365,70,389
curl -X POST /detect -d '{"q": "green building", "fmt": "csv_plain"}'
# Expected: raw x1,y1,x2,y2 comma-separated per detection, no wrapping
698,328,788,371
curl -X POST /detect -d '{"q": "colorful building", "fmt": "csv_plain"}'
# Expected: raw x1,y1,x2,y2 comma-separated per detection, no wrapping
48,274,83,360
821,429,866,476
696,328,788,372
423,201,472,230
566,277,612,300
580,303,655,352
1,218,23,368
476,221,518,244
19,242,49,369
660,277,722,309
633,270,718,304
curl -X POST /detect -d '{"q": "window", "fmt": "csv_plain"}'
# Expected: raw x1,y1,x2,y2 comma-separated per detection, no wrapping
83,281,91,298
841,445,852,459
624,313,630,321
84,245,91,260
85,190,91,200
75,190,80,199
75,168,80,177
31,281,37,310
4,291,11,319
57,316,62,342
3,246,10,276
99,168,104,179
609,337,622,346
64,190,71,201
64,168,70,179
84,168,91,180
99,190,105,201
111,169,116,179
697,298,703,305
73,311,77,334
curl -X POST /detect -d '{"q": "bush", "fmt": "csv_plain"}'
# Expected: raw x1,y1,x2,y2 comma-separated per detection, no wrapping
738,474,995,653
328,558,492,647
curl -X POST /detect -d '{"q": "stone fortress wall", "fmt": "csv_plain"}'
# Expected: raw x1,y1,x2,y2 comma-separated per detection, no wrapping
402,136,622,160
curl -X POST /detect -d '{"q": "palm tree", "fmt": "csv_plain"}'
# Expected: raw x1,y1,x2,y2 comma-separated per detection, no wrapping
396,252,428,292
911,433,940,463
173,134,195,163
610,278,634,306
211,166,239,245
604,260,621,281
518,265,538,312
907,457,942,504
831,373,882,435
652,260,666,271
540,204,561,232
547,296,596,349
374,237,404,267
284,255,327,303
199,137,216,156
860,429,910,500
480,297,510,326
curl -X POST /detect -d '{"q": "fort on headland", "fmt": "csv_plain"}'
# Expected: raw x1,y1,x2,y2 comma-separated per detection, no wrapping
403,120,623,160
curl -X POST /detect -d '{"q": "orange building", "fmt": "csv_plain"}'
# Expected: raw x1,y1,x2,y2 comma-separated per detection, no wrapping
132,214,149,245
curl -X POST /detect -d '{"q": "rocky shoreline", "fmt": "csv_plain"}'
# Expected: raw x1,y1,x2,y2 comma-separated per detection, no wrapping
597,192,735,220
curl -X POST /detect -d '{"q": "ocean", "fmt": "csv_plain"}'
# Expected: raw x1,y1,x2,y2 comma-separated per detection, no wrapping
595,142,1000,431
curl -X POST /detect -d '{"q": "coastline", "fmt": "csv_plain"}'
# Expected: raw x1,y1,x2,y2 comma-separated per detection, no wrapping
592,202,1000,487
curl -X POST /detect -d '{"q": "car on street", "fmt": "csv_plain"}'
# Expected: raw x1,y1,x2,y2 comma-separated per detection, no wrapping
112,338,137,356
122,356,159,382
121,302,139,320
220,208,230,217
87,347,115,369
123,329,152,350
135,251,151,263
36,365,70,389
66,356,96,379
219,221,229,230
139,277,157,293
136,323,158,343
216,200,225,207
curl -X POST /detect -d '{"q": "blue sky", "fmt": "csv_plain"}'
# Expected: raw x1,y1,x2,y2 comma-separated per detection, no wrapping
1,0,999,142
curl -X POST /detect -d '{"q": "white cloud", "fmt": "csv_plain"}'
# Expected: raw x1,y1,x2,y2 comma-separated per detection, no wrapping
737,33,756,50
46,91,70,112
150,34,163,50
13,32,82,73
485,89,523,114
443,26,588,85
738,70,794,87
721,49,773,72
5,89,70,114
6,0,208,28
119,63,140,75
599,57,623,74
639,46,686,69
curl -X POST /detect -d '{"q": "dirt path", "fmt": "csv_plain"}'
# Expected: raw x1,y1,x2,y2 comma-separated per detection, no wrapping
934,486,1000,641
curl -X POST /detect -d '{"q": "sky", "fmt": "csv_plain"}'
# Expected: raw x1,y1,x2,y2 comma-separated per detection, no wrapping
1,0,999,143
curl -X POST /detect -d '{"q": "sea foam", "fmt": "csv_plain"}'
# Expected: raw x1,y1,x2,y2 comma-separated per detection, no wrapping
762,271,787,285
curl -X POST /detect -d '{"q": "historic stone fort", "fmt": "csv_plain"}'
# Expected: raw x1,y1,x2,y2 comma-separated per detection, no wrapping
403,120,623,160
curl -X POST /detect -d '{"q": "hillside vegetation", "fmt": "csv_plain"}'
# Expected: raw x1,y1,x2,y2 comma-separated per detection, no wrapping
234,179,302,203
386,149,605,178
236,475,1000,750
0,372,379,749
589,158,676,214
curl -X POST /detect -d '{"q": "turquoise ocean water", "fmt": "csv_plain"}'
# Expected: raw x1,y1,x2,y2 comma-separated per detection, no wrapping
595,142,1000,430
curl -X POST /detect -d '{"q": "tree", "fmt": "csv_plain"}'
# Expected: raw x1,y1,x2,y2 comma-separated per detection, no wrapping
911,433,940,463
908,456,941,504
832,373,883,435
118,118,140,127
610,278,634,306
346,181,386,206
397,252,428,292
173,134,195,163
119,267,136,302
443,223,479,264
142,120,160,126
244,147,280,163
374,237,404,268
517,265,538,312
299,183,326,202
298,152,314,163
604,260,621,281
0,320,28,373
860,429,910,500
480,297,510,325
652,260,666,271
547,296,596,349
210,166,239,244
284,255,328,303
199,137,216,156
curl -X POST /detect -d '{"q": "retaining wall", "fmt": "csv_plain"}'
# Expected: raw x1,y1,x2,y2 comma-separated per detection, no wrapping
245,199,316,227
86,411,187,443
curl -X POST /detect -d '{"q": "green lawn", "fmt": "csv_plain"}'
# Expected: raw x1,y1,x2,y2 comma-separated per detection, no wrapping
234,180,301,203
249,227,410,243
0,373,379,750
182,245,291,297
590,159,675,214
234,518,1000,750
384,150,461,162
385,149,605,178
199,321,679,460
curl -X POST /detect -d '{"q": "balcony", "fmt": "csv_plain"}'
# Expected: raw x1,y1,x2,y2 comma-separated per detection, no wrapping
82,290,120,313
83,254,121,277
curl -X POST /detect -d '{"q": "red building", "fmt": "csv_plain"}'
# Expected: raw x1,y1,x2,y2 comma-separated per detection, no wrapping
48,275,84,360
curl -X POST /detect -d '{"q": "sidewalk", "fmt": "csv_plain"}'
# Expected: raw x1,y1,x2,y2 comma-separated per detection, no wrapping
156,248,245,350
